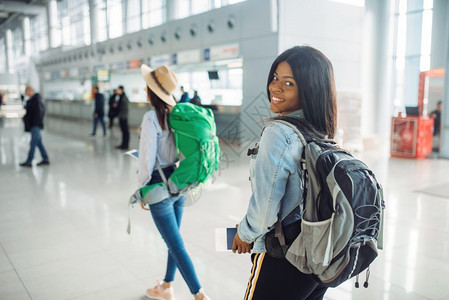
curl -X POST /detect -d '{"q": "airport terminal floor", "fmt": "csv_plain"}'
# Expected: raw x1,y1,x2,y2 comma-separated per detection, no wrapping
1,114,449,300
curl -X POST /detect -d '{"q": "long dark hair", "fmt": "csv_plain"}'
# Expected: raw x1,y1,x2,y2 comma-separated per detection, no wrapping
147,87,168,130
267,46,337,139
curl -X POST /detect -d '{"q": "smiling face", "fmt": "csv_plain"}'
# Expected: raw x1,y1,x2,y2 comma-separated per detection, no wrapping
268,61,301,116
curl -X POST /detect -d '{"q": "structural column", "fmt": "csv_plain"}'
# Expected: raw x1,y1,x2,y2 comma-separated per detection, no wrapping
88,0,97,44
4,30,10,73
433,1,449,158
45,2,52,49
122,0,127,34
440,18,449,158
166,0,176,22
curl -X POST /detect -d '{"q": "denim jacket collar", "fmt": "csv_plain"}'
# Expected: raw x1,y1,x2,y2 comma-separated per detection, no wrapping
281,109,304,120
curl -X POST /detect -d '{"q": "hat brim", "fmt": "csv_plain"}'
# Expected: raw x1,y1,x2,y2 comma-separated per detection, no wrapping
141,64,177,107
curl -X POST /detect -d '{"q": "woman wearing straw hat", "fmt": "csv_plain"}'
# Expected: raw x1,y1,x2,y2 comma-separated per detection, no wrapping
139,64,210,300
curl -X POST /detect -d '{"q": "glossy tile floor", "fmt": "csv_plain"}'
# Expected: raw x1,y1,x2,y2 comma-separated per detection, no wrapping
1,114,449,300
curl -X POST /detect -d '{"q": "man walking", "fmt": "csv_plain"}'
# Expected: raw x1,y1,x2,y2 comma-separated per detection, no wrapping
90,86,107,136
115,85,130,149
179,86,190,103
190,90,202,106
20,86,50,167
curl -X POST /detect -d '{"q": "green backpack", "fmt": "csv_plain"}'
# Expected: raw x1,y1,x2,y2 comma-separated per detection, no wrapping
136,103,220,202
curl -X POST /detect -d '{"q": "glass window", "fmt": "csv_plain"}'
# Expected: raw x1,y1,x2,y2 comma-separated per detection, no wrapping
52,0,91,47
142,0,166,29
50,0,61,47
12,26,24,59
127,0,141,33
192,0,210,15
176,0,190,19
95,0,107,42
6,30,14,73
107,0,123,39
59,0,71,45
175,0,245,19
420,9,432,71
174,65,242,105
23,18,31,56
30,15,48,53
391,0,434,110
0,38,6,73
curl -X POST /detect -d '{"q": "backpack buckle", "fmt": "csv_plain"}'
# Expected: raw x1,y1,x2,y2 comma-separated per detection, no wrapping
247,146,259,156
300,158,307,170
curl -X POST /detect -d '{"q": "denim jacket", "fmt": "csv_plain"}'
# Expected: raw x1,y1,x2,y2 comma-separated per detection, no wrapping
238,110,305,253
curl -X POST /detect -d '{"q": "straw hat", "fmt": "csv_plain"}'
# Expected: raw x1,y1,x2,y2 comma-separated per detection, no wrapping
141,64,178,106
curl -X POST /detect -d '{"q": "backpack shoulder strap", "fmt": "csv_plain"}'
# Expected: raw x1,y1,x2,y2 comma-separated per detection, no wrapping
271,120,308,247
156,160,168,186
274,120,307,147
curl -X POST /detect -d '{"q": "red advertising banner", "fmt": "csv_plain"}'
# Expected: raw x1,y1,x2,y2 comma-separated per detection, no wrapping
128,59,141,70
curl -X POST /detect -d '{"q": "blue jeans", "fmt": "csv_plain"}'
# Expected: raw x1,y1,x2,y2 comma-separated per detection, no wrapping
149,196,202,295
26,126,49,164
92,116,106,135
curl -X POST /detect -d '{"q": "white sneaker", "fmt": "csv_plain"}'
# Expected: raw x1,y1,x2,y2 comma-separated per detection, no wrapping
145,281,175,300
195,290,211,300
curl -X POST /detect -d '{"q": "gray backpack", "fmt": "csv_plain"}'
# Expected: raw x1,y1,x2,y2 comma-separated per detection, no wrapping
277,121,385,288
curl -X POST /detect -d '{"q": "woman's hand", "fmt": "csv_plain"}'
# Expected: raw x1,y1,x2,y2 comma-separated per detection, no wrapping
232,229,252,254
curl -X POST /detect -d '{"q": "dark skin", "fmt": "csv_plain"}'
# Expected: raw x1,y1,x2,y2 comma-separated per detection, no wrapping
232,225,252,254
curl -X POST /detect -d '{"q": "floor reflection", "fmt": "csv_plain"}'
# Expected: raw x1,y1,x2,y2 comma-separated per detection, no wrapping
0,115,449,300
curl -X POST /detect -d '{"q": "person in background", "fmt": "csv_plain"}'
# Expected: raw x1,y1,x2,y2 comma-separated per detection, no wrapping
20,86,50,167
139,64,210,300
116,85,130,149
108,89,118,129
90,86,107,137
430,100,442,136
190,90,202,106
179,86,190,103
232,46,336,299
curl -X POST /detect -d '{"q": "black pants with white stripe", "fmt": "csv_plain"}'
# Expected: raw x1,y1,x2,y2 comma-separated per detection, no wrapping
244,253,328,300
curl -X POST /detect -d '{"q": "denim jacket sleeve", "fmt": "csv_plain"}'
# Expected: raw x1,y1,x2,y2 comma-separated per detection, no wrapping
138,112,158,186
238,122,302,252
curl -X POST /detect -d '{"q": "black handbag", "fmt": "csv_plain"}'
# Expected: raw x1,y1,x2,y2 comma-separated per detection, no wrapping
265,219,301,259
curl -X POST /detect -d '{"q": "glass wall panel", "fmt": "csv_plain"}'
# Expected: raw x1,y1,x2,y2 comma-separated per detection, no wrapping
176,0,190,19
50,0,61,47
175,67,242,105
6,30,13,73
175,0,245,19
12,27,24,59
23,18,31,56
126,0,141,33
53,0,91,47
30,15,48,53
192,0,210,14
390,0,434,111
0,38,6,73
107,0,123,39
142,0,166,29
95,0,108,42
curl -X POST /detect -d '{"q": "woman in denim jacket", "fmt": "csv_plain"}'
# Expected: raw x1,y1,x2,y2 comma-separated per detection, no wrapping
232,46,337,300
139,64,210,300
